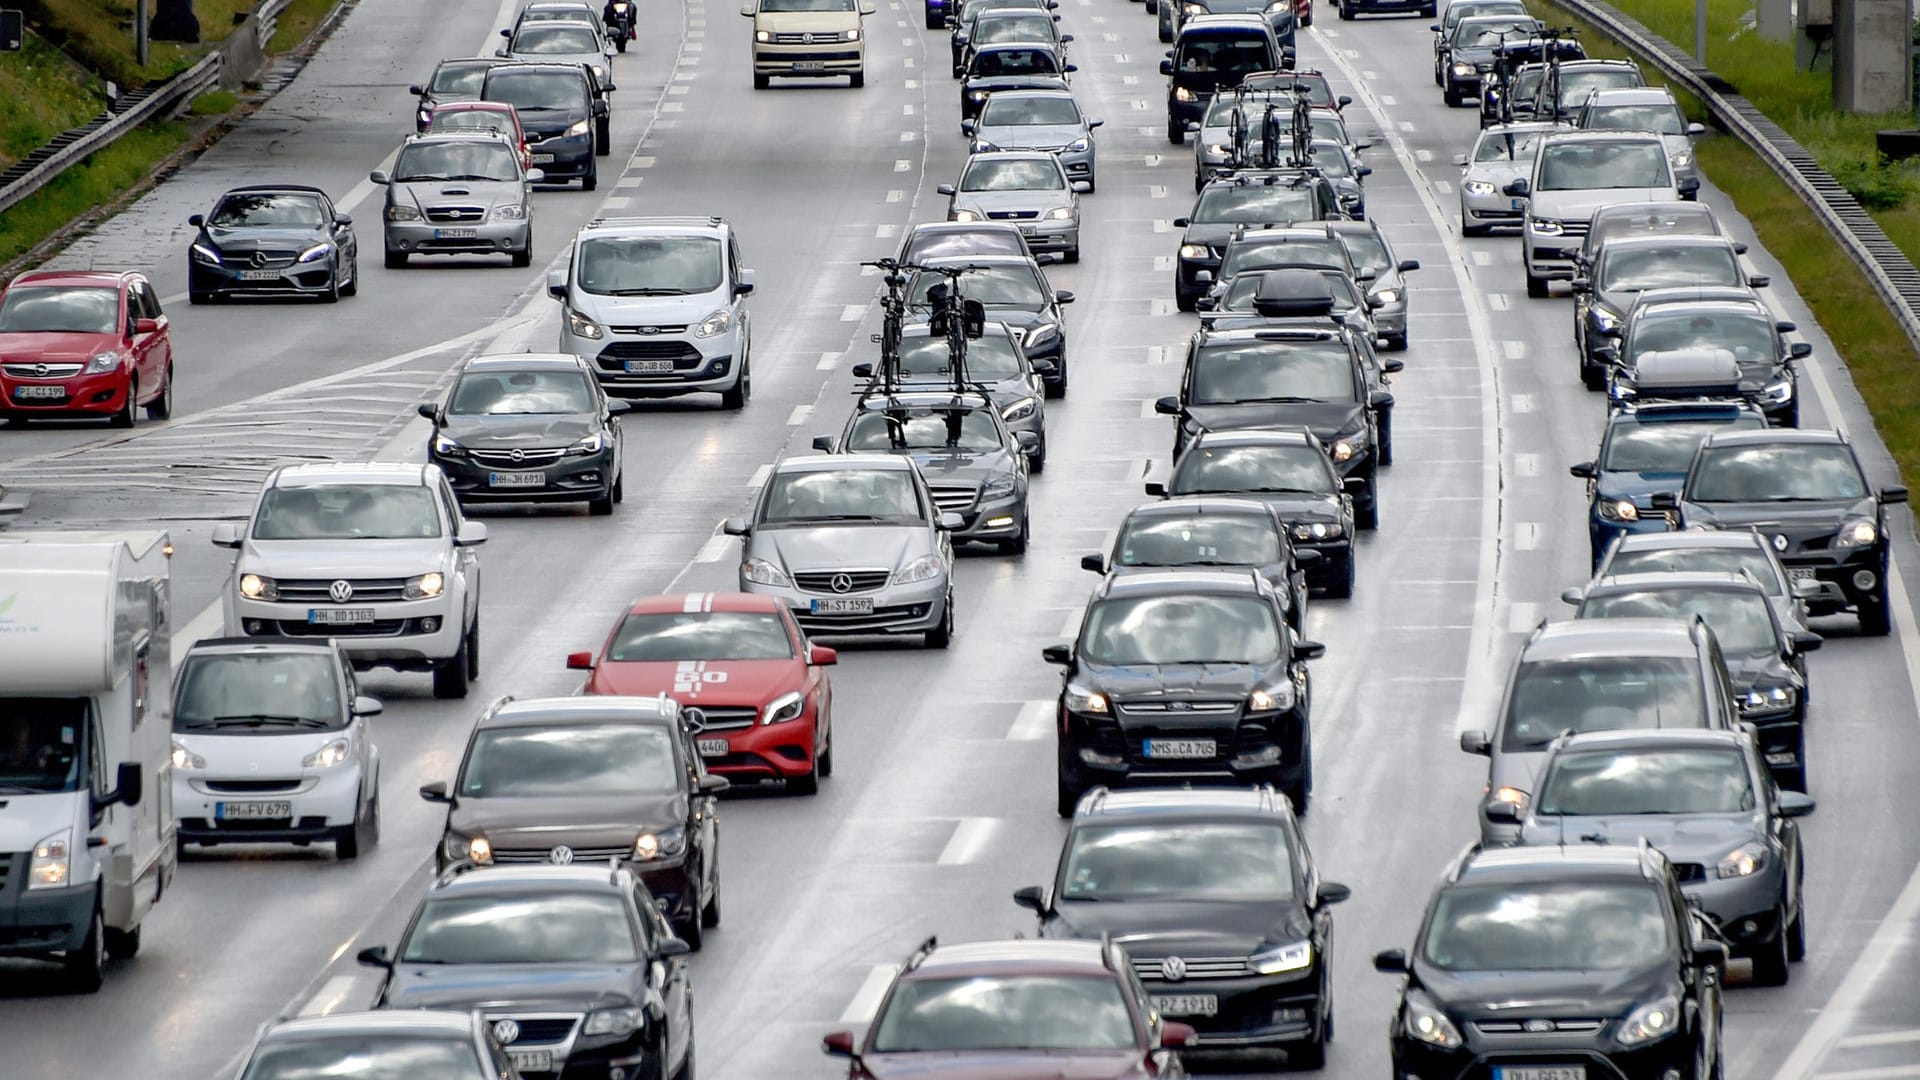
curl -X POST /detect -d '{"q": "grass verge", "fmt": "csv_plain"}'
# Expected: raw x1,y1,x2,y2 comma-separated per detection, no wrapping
0,121,192,267
265,0,337,52
0,33,108,169
23,0,263,87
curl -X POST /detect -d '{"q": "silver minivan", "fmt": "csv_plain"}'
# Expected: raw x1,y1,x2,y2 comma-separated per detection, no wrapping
372,132,539,268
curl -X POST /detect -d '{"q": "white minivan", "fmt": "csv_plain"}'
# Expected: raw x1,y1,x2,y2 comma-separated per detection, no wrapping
742,0,877,89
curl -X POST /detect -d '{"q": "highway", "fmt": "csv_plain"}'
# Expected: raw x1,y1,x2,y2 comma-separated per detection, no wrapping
1,0,1918,1073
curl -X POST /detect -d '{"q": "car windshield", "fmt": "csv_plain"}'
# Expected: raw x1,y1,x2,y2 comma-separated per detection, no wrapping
449,370,594,415
210,193,327,228
1194,185,1321,225
1628,311,1775,370
763,0,856,8
904,228,1028,261
979,94,1078,126
607,611,794,661
512,25,600,53
1335,229,1388,273
1116,514,1282,567
970,48,1060,76
1538,141,1669,190
483,69,585,110
1688,443,1867,502
175,653,344,731
393,141,520,182
976,15,1057,41
428,111,514,137
431,62,492,93
1557,67,1645,104
1586,102,1686,134
846,408,1004,451
1608,546,1782,596
1537,746,1757,815
1502,656,1706,750
1173,444,1338,495
959,158,1065,192
1454,17,1536,46
1473,128,1547,162
1082,593,1282,665
1600,246,1738,291
242,1035,481,1080
895,334,1025,380
1219,238,1347,277
871,976,1136,1052
0,286,119,334
1175,37,1272,77
1422,881,1672,971
761,468,924,522
909,265,1046,306
576,236,724,295
1583,588,1777,656
400,891,639,964
1189,340,1356,405
457,723,680,797
0,704,86,795
1061,822,1296,901
252,483,442,540
1600,416,1764,473
1311,144,1353,178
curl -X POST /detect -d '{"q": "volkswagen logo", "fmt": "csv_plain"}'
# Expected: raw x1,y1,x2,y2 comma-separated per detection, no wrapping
1774,533,1789,552
548,845,574,865
830,572,855,594
492,1019,521,1045
637,325,661,335
802,31,814,42
250,251,271,268
32,363,48,377
682,707,707,733
328,580,354,603
509,447,526,463
1161,956,1187,982
1522,1019,1555,1033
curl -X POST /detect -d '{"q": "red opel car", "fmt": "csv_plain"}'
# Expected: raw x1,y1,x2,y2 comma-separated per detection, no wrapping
423,100,534,171
570,592,838,793
0,270,174,427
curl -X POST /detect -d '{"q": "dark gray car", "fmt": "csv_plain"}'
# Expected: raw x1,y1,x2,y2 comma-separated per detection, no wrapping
419,353,628,513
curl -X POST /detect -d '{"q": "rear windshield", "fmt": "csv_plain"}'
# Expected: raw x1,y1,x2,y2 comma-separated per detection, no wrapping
970,48,1061,76
484,69,587,110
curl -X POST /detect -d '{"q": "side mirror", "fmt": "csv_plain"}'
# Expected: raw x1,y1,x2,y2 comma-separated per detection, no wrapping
738,270,759,296
567,650,595,670
1691,939,1728,970
500,27,512,36
811,435,835,452
1775,319,1796,332
334,212,353,227
1315,881,1351,906
352,695,384,716
1160,59,1174,76
861,0,876,11
1012,884,1047,912
1372,948,1408,974
1569,460,1596,479
659,936,692,958
133,317,159,336
850,363,874,378
1292,549,1321,566
1015,430,1040,452
698,774,731,794
936,183,956,196
1041,643,1073,665
1159,1022,1197,1049
1648,491,1679,511
937,511,966,530
1398,258,1420,272
1792,630,1823,653
212,523,242,548
606,399,632,416
1356,165,1373,177
1357,268,1377,282
1793,578,1821,600
593,100,609,117
1193,269,1213,284
1337,95,1352,108
722,516,752,536
1560,587,1584,606
1294,639,1326,661
1747,274,1770,288
416,402,440,421
1382,357,1405,374
1428,22,1441,30
822,1032,857,1059
1054,289,1075,304
356,945,393,969
525,167,546,184
407,85,425,96
1144,479,1168,496
809,643,839,666
494,47,509,57
455,521,489,547
107,762,143,809
1080,553,1107,574
1154,395,1182,416
1063,64,1077,73
188,213,205,227
739,3,754,13
369,170,390,185
1779,790,1816,817
1686,122,1707,135
1504,178,1530,197
419,781,452,803
1087,116,1102,127
1185,120,1201,132
1029,358,1056,375
1485,800,1521,823
1459,729,1491,756
1172,216,1190,228
1368,389,1395,408
1678,176,1701,196
1882,485,1909,504
1789,342,1812,359
1450,153,1468,167
547,269,568,300
1568,277,1591,293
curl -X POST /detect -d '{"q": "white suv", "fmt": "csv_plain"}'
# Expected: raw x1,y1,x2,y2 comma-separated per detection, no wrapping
214,462,487,699
549,216,756,409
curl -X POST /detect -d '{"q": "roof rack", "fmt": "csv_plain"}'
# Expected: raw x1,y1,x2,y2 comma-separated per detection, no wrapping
583,215,726,230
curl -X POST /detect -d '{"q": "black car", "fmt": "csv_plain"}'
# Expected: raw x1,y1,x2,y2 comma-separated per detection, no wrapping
1532,57,1644,121
1375,843,1725,1079
959,42,1073,124
358,862,695,1080
1086,494,1312,625
1571,235,1764,389
1014,785,1349,1065
1173,174,1344,311
186,185,359,304
1042,569,1324,815
1439,14,1542,106
1335,0,1435,25
1156,323,1391,528
1200,224,1367,308
1656,428,1907,636
1161,16,1286,144
420,353,629,514
1147,429,1355,597
481,62,605,189
1605,286,1806,425
905,254,1073,396
409,58,506,131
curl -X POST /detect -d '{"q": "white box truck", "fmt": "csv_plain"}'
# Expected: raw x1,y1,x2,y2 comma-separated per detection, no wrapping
0,530,177,991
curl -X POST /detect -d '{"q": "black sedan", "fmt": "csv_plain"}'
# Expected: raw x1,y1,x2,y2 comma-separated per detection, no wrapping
186,185,359,304
420,353,628,514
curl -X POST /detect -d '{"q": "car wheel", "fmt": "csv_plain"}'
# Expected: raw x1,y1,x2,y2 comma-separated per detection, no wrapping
753,71,770,89
925,9,943,28
720,357,750,409
998,508,1030,555
145,366,173,421
1378,417,1393,466
1063,245,1080,264
1750,908,1791,986
511,236,532,268
1525,269,1550,299
1355,476,1379,530
1786,897,1807,962
589,485,616,515
1158,17,1171,41
1860,583,1893,636
1422,2,1436,12
319,269,341,304
465,619,481,680
818,725,834,777
340,256,359,296
1083,173,1095,194
701,862,722,927
926,591,954,649
850,71,865,88
582,164,598,192
1581,355,1608,391
1461,217,1490,237
1386,332,1408,351
65,903,105,993
1168,122,1186,145
1176,288,1198,313
1337,0,1352,18
612,470,625,504
1324,553,1355,599
1292,1026,1327,1069
110,378,138,429
433,631,471,700
1443,83,1462,107
596,116,611,156
188,290,211,305
384,248,406,269
1028,437,1046,474
335,788,373,860
1056,767,1082,818
789,752,821,795
103,923,141,961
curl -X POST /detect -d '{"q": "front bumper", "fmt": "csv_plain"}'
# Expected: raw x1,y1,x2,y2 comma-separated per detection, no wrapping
1461,186,1528,225
227,593,462,667
1296,538,1354,591
753,41,865,75
435,448,616,504
1678,868,1784,952
191,257,340,297
975,218,1076,254
385,218,530,259
0,869,94,955
744,574,950,637
1783,547,1885,615
526,133,595,179
564,326,743,399
1168,96,1206,133
1586,502,1668,563
638,861,698,925
1392,1027,1696,1080
695,710,818,782
1523,225,1585,279
0,369,131,418
174,764,362,843
1059,706,1310,793
1372,299,1407,337
947,490,1028,543
1143,968,1323,1051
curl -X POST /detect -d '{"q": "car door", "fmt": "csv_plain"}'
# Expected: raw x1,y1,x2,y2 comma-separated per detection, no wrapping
322,193,357,270
642,901,695,1068
677,730,720,904
133,279,170,396
438,475,481,622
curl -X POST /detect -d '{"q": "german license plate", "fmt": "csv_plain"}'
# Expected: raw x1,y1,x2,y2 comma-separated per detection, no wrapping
216,801,292,821
1018,225,1038,235
532,153,556,163
696,738,729,757
1152,994,1218,1016
1789,567,1817,581
308,608,375,626
1144,738,1215,759
239,269,282,280
434,227,478,239
13,385,65,400
507,1050,553,1073
488,470,546,488
810,597,874,614
624,359,675,374
794,61,825,71
1496,1069,1585,1080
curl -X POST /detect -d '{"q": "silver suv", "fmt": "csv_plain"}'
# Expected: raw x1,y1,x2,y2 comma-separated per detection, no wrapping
372,132,539,268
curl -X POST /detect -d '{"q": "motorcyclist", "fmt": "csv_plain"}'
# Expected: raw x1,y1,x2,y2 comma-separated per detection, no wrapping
602,0,636,48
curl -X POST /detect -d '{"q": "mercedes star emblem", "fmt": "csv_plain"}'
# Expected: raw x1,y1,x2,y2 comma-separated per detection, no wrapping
548,845,574,865
1774,533,1789,551
251,251,270,268
492,1019,521,1045
682,707,706,733
1161,956,1187,982
830,572,855,594
328,580,354,603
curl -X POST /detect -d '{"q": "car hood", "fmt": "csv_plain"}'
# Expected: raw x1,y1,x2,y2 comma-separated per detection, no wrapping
176,730,349,773
1451,44,1503,65
587,657,804,703
976,122,1087,149
859,1050,1147,1080
1678,497,1867,535
440,414,599,448
202,224,332,253
1416,963,1669,1020
514,106,590,138
448,792,687,843
574,290,728,324
902,448,1017,484
1048,898,1308,956
756,10,858,29
1466,160,1530,187
1517,812,1760,861
383,962,640,1012
964,74,1072,94
238,538,449,579
1182,400,1366,442
1723,649,1795,691
751,524,930,574
1595,470,1684,506
392,179,522,214
0,792,87,851
1173,488,1342,524
953,190,1071,216
1181,222,1244,249
0,331,120,363
1529,187,1676,220
1082,659,1269,703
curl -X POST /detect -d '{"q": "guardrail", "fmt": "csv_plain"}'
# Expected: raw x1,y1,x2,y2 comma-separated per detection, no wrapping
1546,0,1920,355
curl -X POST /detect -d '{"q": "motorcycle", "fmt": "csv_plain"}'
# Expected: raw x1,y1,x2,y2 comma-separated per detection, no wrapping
605,0,636,51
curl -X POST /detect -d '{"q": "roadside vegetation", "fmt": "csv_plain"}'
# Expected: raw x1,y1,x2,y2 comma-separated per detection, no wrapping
0,32,108,170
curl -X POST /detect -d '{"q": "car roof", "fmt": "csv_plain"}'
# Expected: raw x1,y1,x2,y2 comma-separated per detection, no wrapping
982,87,1075,101
1539,130,1665,147
1585,570,1767,597
1320,218,1383,237
1126,495,1279,520
775,453,915,473
1521,617,1701,661
1479,121,1569,136
432,863,633,894
626,592,786,617
517,16,598,28
405,130,515,146
1099,568,1268,598
1456,12,1536,25
482,695,678,727
271,462,427,487
1610,399,1763,423
263,1011,477,1041
1550,727,1753,754
1557,58,1641,69
1199,325,1343,343
7,270,131,288
1077,784,1294,820
964,148,1061,163
460,353,589,372
856,390,997,410
1190,428,1320,449
485,61,594,79
913,253,1034,269
221,184,331,197
438,57,502,69
432,100,518,113
912,938,1114,979
976,39,1060,51
1700,427,1847,449
1456,842,1661,884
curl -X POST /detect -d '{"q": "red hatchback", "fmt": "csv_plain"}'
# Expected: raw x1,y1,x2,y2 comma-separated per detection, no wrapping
570,592,838,793
423,100,534,171
0,270,174,427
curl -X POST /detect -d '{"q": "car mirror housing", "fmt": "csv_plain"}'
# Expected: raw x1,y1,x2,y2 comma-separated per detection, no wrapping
1041,643,1073,665
1560,587,1585,605
567,650,595,670
811,435,835,452
352,695,384,716
1648,491,1679,511
698,774,731,794
1459,729,1491,756
525,167,546,184
188,213,205,228
1569,461,1596,479
937,511,966,530
1779,790,1816,816
211,522,242,548
722,517,752,536
1159,1021,1197,1049
416,402,440,421
1012,884,1047,911
356,945,393,969
659,936,693,958
1792,630,1823,653
1485,800,1521,823
1372,947,1408,973
808,643,839,665
1294,639,1326,660
1080,553,1107,573
455,521,489,547
419,781,452,803
822,1031,857,1058
1315,881,1351,906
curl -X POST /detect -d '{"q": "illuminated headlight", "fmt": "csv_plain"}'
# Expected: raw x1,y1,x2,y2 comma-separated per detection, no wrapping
465,836,494,864
897,552,946,584
1402,994,1464,1048
302,738,352,768
844,27,861,40
566,118,592,137
1064,682,1109,714
1837,519,1878,548
1179,244,1212,260
1671,151,1694,169
1001,396,1038,421
1741,685,1796,712
1248,683,1295,712
694,306,733,340
238,573,279,601
755,28,770,40
1617,995,1680,1045
297,243,332,264
1183,2,1205,11
742,557,790,587
1490,785,1528,809
490,203,528,221
762,690,806,725
1452,62,1475,76
634,825,688,860
1045,206,1073,221
1175,86,1196,102
972,139,1001,153
969,91,989,101
431,432,463,457
190,242,223,264
1529,217,1564,235
1249,939,1312,974
1024,323,1059,349
171,741,207,770
1291,521,1343,540
982,473,1017,500
1331,431,1366,461
85,350,122,374
1206,143,1230,156
1599,498,1640,522
583,1007,642,1036
385,203,422,221
1463,179,1496,196
951,209,979,222
591,64,606,79
568,431,605,456
1589,305,1619,333
1716,842,1766,879
1763,379,1794,403
404,571,445,599
1066,137,1090,152
1372,288,1401,305
567,309,605,340
28,830,71,891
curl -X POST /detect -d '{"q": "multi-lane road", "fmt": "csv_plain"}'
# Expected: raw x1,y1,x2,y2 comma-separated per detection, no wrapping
2,0,1919,1074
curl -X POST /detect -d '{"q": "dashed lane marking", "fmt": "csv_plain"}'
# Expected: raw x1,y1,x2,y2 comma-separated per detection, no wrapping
840,965,901,1024
1006,700,1054,741
841,304,866,321
936,818,999,864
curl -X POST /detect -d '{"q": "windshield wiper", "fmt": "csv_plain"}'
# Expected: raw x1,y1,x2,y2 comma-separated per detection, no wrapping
1217,395,1322,405
608,287,690,296
398,174,453,182
801,513,890,522
185,714,327,728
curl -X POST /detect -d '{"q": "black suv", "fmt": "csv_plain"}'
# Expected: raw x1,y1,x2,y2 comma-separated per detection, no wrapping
1655,428,1907,636
1173,174,1344,310
480,62,606,189
1042,569,1324,815
1086,494,1313,625
359,862,694,1080
1374,843,1725,1080
1605,286,1807,425
1015,785,1348,1066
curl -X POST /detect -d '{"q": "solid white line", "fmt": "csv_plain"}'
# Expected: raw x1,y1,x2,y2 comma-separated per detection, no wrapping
1488,293,1511,311
337,149,400,215
1006,699,1054,741
886,189,904,202
875,223,897,238
293,974,360,1018
1503,340,1526,360
841,304,866,321
1838,1031,1920,1049
787,405,812,426
840,964,902,1023
602,196,632,209
693,535,731,563
936,818,998,864
746,463,773,490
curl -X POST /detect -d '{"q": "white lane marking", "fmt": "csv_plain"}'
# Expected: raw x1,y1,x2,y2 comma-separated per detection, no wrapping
1472,249,1492,266
1510,392,1534,413
1362,69,1377,78
634,156,657,168
661,101,685,112
1515,522,1540,550
603,196,632,209
1344,48,1359,58
818,352,842,370
1153,219,1173,233
896,16,907,25
1434,180,1452,195
895,159,911,171
338,148,401,215
1057,607,1083,639
747,463,773,489
293,974,362,1018
1153,256,1173,272
1130,99,1149,110
1113,52,1129,62
1380,94,1396,105
787,405,812,426
694,535,731,563
1502,340,1526,360
617,176,643,189
1122,73,1137,83
903,103,915,115
1149,184,1167,198
899,130,917,141
884,189,905,205
841,304,866,321
1488,293,1511,311
1398,120,1416,131
667,85,690,95
875,223,897,238
1147,345,1167,364
1415,148,1432,162
1507,602,1539,634
904,78,919,88
1006,700,1054,741
1515,453,1538,477
1138,399,1159,419
937,818,999,864
1143,153,1161,166
901,34,913,44
1150,299,1174,316
1838,1031,1920,1049
903,56,914,67
841,965,902,1024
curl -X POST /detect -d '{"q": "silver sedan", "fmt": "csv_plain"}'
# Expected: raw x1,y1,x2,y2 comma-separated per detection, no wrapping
938,151,1081,262
1454,120,1562,235
964,89,1103,191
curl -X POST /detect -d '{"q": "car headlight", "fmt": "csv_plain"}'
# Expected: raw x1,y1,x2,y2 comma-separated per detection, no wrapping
634,825,688,860
1590,305,1619,333
1490,785,1528,809
1249,939,1312,974
171,741,206,770
762,690,806,725
982,473,1017,500
443,834,492,864
567,431,606,456
1529,217,1564,235
1741,685,1796,713
1671,151,1694,169
491,203,528,221
29,830,71,890
1175,86,1196,102
972,139,1001,152
1599,498,1640,522
969,91,989,101
404,571,445,599
1452,62,1475,76
695,307,734,339
190,241,223,264
431,432,463,457
1024,323,1059,349
1179,244,1212,260
385,203,422,222
1248,682,1296,712
1183,2,1205,12
567,309,605,340
1066,136,1090,152
302,738,352,769
297,243,332,264
1064,682,1109,714
1402,993,1464,1049
583,1007,643,1036
85,351,122,374
755,28,770,40
1291,520,1344,540
844,27,861,40
1206,143,1230,156
1717,842,1766,879
1045,206,1074,221
591,64,606,80
1001,396,1038,422
566,118,592,137
1463,179,1496,196
897,552,946,584
951,209,979,223
1372,288,1400,305
1617,995,1681,1046
238,573,279,601
1331,429,1366,461
1763,378,1794,403
742,557,791,587
1837,519,1878,548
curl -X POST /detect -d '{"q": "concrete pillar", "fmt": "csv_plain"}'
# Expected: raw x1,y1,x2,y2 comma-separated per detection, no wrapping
1832,0,1910,113
1757,0,1793,40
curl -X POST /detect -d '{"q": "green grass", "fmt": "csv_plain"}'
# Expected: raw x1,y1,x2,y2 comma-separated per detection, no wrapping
0,33,107,169
188,86,236,113
20,0,266,87
0,120,192,267
266,0,337,52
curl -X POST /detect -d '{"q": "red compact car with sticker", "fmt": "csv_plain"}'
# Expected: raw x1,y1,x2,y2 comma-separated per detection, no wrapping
0,270,174,426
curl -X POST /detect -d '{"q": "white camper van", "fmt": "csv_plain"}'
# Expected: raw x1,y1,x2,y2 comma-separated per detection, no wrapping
0,531,177,991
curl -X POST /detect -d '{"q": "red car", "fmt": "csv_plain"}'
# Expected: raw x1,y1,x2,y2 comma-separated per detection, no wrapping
0,270,174,427
570,592,838,793
424,100,533,171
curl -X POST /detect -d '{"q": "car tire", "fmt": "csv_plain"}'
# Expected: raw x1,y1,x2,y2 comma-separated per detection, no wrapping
145,366,173,421
65,903,105,993
1168,122,1185,145
1786,897,1807,962
1064,245,1081,264
1056,769,1081,818
818,726,834,777
1751,909,1791,986
320,269,341,304
1299,6,1311,25
335,788,375,860
1525,269,1550,299
1083,173,1095,194
433,631,471,700
1292,1027,1327,1069
720,358,750,409
1176,289,1198,313
589,485,616,515
1158,19,1171,41
582,165,598,192
188,289,211,305
1422,2,1436,12
789,754,821,795
701,868,722,927
999,509,1030,555
1044,356,1066,399
1443,83,1462,107
110,378,138,429
1337,0,1352,19
596,117,611,156
1028,438,1046,473
1355,476,1379,530
1378,417,1393,466
384,248,406,269
103,923,141,961
926,591,954,649
340,257,359,296
511,240,532,268
677,909,704,951
1860,584,1893,636
612,471,625,504
926,9,943,28
1324,553,1355,599
850,71,865,88
753,72,770,89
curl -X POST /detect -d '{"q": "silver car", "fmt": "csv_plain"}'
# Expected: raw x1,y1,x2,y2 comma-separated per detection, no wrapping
848,321,1050,468
1574,86,1706,194
1326,217,1419,349
1191,96,1356,192
496,18,614,89
1453,120,1561,235
964,89,1102,190
372,132,539,267
938,150,1080,262
724,455,959,646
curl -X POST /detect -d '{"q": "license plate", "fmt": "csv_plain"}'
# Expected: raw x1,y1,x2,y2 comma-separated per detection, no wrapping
794,61,825,71
531,153,556,164
239,268,282,280
1144,738,1215,759
1789,567,1817,581
13,385,65,400
308,607,375,626
1496,1069,1585,1080
697,737,729,757
434,227,478,239
1018,225,1038,235
488,470,546,488
810,597,875,614
216,801,292,821
625,359,675,374
1152,994,1219,1016
507,1050,553,1073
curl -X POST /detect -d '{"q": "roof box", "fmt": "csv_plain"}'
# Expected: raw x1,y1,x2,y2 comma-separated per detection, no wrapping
1631,348,1742,396
1250,268,1337,318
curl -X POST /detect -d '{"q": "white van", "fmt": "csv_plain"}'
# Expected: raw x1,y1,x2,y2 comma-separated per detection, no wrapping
742,0,877,89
